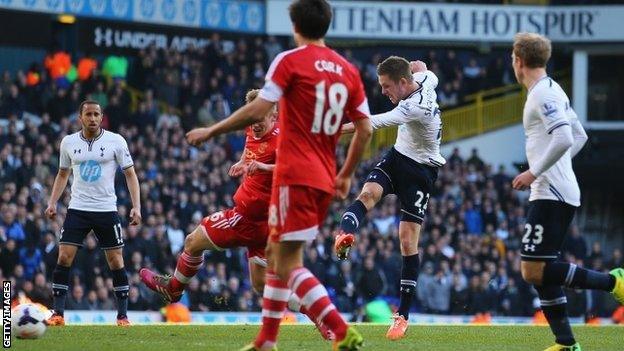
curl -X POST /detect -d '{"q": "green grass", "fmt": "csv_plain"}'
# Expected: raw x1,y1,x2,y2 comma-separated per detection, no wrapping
10,324,623,351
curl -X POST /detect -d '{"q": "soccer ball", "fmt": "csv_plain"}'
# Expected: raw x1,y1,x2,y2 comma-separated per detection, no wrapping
11,303,47,339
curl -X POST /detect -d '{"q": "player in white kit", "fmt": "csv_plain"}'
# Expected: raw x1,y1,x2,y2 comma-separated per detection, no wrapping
334,57,445,340
511,33,624,351
45,100,142,326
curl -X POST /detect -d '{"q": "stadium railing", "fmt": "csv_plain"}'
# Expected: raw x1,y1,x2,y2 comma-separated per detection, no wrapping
366,71,571,157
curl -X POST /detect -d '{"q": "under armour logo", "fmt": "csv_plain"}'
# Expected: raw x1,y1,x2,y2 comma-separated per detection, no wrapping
418,208,425,215
94,27,113,47
524,244,536,252
74,149,81,154
100,147,105,157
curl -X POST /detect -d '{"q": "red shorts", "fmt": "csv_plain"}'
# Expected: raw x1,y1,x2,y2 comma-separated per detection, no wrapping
268,185,333,243
200,208,268,266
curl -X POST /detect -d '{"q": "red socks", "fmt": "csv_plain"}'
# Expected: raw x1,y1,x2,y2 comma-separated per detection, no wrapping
169,251,203,292
254,270,289,350
288,267,347,340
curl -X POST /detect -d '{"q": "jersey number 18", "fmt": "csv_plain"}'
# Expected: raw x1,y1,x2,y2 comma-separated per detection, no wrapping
312,81,348,136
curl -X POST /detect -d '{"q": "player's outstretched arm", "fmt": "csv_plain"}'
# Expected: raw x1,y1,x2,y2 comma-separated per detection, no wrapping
369,103,423,129
45,168,71,220
335,118,373,199
186,98,275,146
123,166,142,225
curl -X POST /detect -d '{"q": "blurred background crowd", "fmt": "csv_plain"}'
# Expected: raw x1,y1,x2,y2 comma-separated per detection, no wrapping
0,34,621,321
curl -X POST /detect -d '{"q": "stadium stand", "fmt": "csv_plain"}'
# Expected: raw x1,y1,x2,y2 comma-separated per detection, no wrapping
0,36,620,321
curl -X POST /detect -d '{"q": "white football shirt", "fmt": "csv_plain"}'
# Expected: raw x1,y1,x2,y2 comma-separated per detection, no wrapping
369,71,446,168
523,76,580,206
59,129,134,212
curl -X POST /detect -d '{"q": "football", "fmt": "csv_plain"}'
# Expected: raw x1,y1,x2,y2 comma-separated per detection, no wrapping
11,303,48,339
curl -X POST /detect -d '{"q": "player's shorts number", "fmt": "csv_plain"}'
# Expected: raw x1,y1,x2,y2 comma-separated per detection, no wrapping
522,223,543,245
209,211,225,222
312,81,348,135
414,190,430,212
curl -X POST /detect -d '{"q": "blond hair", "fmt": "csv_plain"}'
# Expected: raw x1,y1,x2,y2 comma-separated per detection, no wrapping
513,32,551,68
245,89,260,104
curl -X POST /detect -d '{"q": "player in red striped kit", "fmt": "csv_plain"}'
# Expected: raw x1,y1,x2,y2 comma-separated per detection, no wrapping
185,1,372,349
141,89,334,339
139,89,276,299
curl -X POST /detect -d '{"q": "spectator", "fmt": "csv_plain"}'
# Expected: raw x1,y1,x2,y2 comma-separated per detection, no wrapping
97,286,115,310
86,290,99,310
467,148,485,171
438,82,458,107
2,205,25,243
18,243,42,280
449,273,469,315
127,286,148,311
357,257,386,302
463,58,484,94
66,285,90,310
564,226,588,260
424,268,452,314
464,201,483,235
0,239,20,278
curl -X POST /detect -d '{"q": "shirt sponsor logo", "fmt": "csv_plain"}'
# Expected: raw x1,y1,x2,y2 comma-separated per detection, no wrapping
79,160,102,182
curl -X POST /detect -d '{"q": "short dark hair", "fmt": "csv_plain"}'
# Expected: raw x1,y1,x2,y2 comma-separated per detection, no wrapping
79,100,101,115
377,56,412,83
289,0,332,40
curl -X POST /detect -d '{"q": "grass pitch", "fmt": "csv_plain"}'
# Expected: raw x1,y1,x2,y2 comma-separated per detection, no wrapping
10,324,623,351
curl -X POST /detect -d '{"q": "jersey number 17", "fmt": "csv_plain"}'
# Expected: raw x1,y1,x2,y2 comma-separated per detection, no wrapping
312,81,348,136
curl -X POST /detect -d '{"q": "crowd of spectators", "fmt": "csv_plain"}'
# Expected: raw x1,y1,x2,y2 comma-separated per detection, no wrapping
0,34,513,126
0,34,620,320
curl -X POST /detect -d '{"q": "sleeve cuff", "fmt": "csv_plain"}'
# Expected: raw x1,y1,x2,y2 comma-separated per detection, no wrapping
547,122,570,134
528,167,541,177
259,80,283,103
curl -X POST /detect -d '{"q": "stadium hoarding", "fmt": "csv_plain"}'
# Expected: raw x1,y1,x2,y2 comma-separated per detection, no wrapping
0,0,264,34
62,310,613,325
78,18,215,53
267,1,624,43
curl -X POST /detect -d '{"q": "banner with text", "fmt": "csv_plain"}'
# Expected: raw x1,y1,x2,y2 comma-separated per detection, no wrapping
0,0,264,34
267,1,624,42
78,18,217,53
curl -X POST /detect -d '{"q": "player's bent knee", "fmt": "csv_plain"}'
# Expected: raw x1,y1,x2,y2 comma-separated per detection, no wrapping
521,262,544,285
57,248,76,266
57,254,73,266
184,227,213,255
358,189,380,208
105,250,125,270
